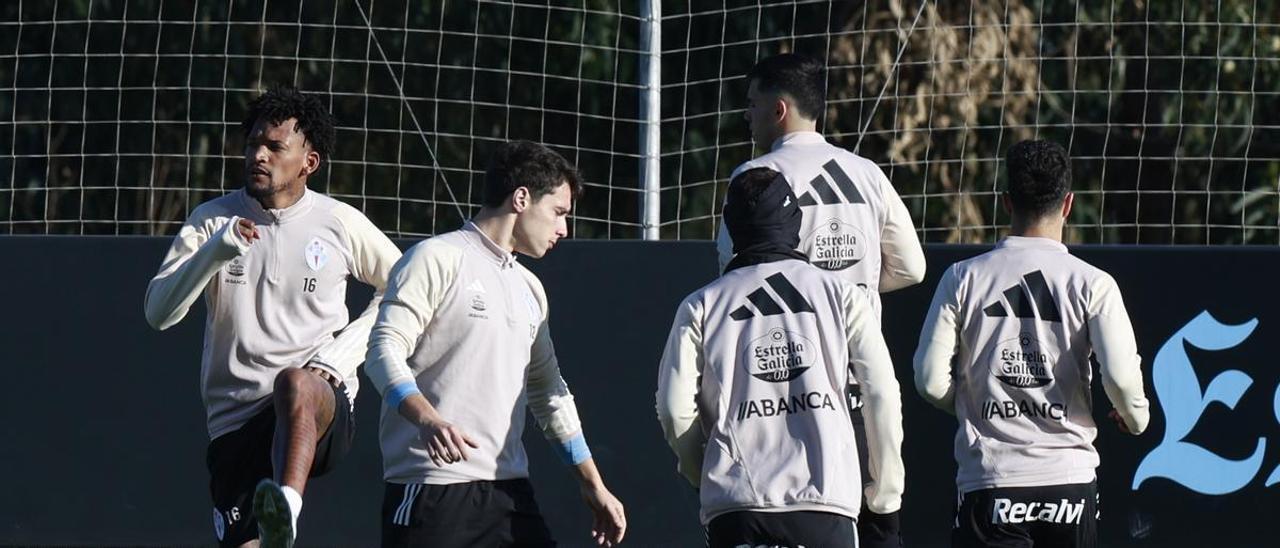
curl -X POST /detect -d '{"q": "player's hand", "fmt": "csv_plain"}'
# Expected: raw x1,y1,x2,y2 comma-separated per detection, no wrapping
418,418,479,466
859,510,903,548
1108,409,1132,434
579,483,626,546
236,218,260,242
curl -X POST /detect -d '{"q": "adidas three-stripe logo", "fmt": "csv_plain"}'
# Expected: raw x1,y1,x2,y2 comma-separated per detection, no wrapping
796,159,866,207
392,483,421,526
730,273,816,321
982,270,1062,322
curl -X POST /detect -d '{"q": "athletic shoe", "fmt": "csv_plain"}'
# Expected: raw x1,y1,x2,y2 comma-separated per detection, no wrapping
254,479,295,548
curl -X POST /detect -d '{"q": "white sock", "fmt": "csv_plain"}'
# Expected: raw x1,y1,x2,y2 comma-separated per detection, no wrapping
280,485,302,531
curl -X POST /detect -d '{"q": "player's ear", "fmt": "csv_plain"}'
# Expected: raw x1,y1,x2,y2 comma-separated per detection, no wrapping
1061,192,1074,219
512,187,530,212
774,97,788,123
302,149,320,177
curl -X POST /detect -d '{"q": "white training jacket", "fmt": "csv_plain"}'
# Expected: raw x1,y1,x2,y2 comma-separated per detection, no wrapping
716,131,926,316
365,223,584,485
913,236,1150,493
657,259,905,525
144,188,401,439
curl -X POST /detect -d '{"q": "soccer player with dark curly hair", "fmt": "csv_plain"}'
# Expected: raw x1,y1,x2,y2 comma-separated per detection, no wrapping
144,85,402,548
913,139,1150,548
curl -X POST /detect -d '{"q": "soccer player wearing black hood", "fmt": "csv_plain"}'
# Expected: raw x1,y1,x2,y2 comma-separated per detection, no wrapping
656,167,905,548
722,52,924,548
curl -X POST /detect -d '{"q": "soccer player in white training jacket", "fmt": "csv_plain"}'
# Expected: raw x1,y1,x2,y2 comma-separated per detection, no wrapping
717,53,925,313
144,86,402,548
716,52,925,547
365,140,626,548
913,139,1150,548
658,167,905,548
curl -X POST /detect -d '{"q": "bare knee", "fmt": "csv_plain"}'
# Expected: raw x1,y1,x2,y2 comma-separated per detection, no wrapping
274,368,322,409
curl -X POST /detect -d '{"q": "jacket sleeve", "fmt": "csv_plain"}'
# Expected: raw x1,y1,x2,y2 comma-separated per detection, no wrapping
913,264,962,413
655,294,707,487
365,240,460,396
845,283,905,513
522,269,586,444
878,173,925,293
144,211,251,331
1088,273,1150,435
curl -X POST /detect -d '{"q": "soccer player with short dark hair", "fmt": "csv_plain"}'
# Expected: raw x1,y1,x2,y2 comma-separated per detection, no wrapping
658,167,905,548
913,139,1150,548
719,52,925,547
365,140,626,547
144,85,403,547
721,52,925,313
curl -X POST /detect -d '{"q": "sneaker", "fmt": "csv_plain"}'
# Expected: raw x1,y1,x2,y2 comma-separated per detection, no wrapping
254,479,296,548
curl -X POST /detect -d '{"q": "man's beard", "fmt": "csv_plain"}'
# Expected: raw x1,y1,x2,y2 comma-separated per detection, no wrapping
245,177,282,199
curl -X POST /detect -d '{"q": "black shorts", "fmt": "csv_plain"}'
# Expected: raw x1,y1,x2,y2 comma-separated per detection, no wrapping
707,510,857,548
205,380,354,547
382,479,555,548
953,482,1097,548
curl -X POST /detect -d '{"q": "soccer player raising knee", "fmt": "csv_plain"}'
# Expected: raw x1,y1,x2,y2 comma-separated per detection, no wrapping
144,86,403,547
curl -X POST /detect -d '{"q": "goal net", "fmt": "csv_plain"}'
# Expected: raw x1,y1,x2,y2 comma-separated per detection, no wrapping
662,0,1280,244
1,0,645,238
3,0,1277,244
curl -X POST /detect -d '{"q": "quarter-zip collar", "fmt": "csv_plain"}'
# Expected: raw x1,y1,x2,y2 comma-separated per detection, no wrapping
237,187,315,224
462,221,518,269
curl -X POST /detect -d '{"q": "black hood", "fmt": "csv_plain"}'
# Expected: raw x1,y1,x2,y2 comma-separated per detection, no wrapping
722,168,807,273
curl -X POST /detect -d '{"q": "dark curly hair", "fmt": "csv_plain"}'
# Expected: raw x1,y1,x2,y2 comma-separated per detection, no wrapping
241,85,336,160
747,53,826,121
482,140,583,208
1006,139,1071,218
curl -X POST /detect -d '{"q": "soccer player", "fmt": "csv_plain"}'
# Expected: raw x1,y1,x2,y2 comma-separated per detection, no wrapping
913,139,1150,548
718,53,925,319
143,86,402,548
365,140,626,547
717,52,925,546
657,167,905,548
